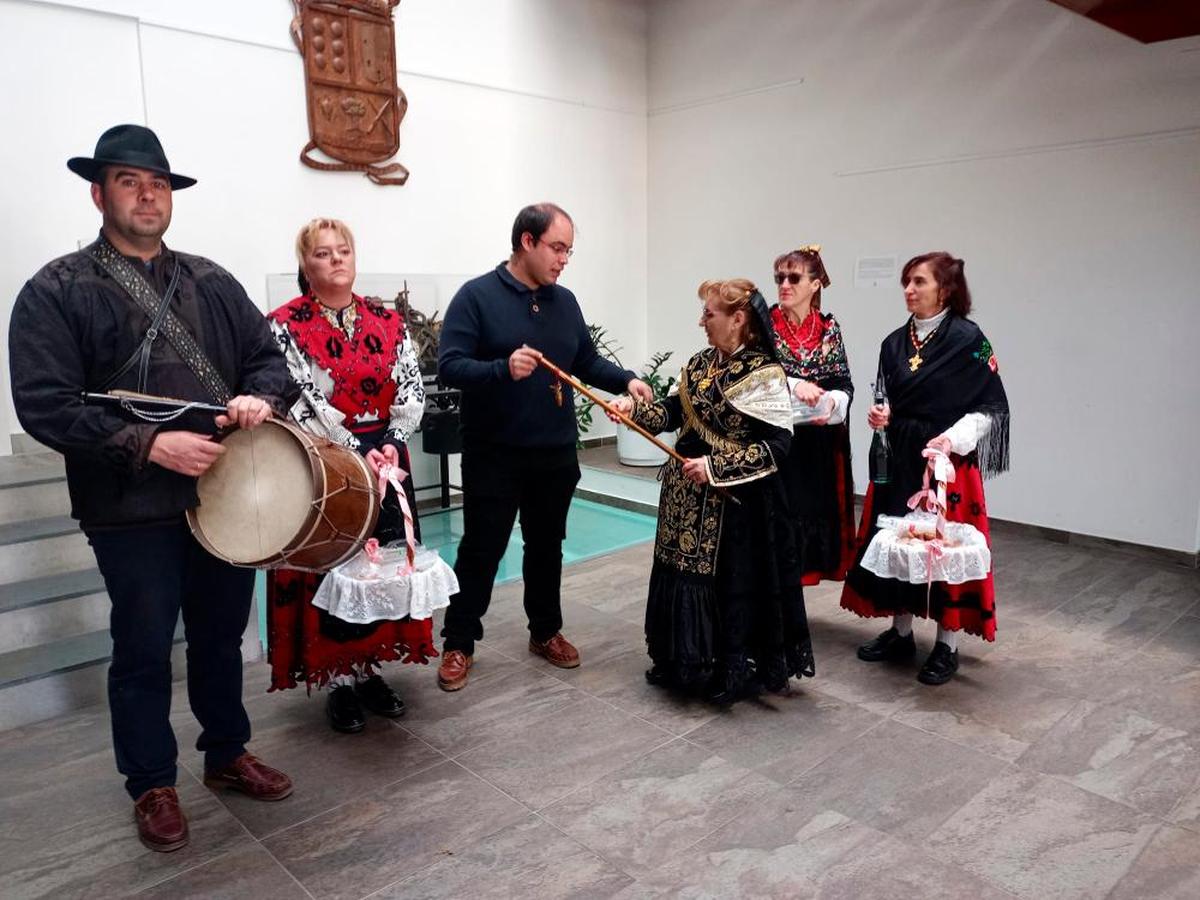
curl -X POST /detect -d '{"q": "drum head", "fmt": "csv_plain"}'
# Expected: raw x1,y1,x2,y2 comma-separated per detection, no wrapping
193,421,316,563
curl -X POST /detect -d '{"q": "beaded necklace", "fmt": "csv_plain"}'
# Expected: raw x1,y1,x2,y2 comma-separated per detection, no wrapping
907,316,941,371
776,307,822,350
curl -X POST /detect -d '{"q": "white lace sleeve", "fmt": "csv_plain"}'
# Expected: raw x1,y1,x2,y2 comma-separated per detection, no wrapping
943,412,991,456
269,319,358,449
386,332,425,444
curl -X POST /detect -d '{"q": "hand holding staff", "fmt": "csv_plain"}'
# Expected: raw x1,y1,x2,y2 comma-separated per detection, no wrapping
535,355,740,505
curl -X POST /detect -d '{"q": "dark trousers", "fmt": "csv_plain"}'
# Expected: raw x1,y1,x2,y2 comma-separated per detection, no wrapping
87,520,254,800
442,443,580,655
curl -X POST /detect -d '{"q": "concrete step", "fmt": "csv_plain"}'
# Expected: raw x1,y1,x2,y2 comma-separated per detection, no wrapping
0,450,65,487
0,480,71,525
0,515,93,584
8,432,51,455
0,569,109,654
0,638,187,733
0,481,72,525
0,450,71,524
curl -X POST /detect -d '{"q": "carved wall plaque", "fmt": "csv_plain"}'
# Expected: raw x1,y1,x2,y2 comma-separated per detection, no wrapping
290,0,409,185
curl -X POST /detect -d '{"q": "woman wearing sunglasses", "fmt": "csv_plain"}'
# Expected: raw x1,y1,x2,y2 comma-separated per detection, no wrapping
768,245,857,586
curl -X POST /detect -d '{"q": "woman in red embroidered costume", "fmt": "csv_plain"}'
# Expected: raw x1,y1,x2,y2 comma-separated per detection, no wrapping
840,252,1009,685
768,245,856,585
265,218,434,732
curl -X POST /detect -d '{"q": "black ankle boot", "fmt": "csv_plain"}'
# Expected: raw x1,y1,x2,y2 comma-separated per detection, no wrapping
355,675,405,718
917,641,959,685
857,627,916,663
327,685,367,733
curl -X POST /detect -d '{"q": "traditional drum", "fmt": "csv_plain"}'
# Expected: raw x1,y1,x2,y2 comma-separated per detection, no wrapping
187,418,378,571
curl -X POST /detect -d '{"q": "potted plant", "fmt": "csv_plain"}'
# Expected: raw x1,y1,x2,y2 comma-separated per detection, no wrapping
575,326,677,466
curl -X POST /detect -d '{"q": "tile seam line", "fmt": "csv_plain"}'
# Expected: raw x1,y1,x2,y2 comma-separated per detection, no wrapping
515,651,706,741
133,765,277,896
355,759,535,900
1006,757,1181,824
250,745,453,844
519,732,683,816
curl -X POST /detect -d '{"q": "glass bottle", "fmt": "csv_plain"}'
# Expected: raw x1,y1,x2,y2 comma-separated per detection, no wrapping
869,378,891,485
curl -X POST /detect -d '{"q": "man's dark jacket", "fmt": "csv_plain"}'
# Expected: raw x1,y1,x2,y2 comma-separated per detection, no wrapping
9,243,297,528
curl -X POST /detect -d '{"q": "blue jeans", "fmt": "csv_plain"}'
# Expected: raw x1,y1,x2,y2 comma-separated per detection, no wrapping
87,520,253,799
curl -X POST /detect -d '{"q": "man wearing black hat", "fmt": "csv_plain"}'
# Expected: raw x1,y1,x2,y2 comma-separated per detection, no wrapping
8,124,299,852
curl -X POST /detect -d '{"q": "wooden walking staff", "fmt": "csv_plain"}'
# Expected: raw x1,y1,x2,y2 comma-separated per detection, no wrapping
535,355,740,505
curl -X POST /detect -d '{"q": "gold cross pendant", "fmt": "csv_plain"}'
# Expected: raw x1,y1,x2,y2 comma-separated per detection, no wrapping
550,380,564,407
909,352,923,372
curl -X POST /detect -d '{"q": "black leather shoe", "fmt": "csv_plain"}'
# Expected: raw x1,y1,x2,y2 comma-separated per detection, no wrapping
355,675,405,718
917,642,959,685
327,685,366,733
857,627,917,662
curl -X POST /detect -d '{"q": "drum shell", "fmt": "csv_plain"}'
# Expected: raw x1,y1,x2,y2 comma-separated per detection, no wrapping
187,419,379,571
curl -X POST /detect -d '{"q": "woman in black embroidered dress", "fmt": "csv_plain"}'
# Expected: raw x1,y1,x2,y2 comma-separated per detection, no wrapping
611,279,814,703
768,245,856,584
840,252,1009,685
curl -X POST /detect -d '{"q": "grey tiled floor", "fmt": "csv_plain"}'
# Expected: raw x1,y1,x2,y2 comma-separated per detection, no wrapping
1,533,1199,899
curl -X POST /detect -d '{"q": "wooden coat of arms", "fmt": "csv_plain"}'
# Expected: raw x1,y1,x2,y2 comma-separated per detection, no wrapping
290,0,409,185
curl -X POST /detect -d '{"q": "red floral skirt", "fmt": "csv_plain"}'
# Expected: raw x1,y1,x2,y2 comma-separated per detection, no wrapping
840,457,996,640
266,569,437,692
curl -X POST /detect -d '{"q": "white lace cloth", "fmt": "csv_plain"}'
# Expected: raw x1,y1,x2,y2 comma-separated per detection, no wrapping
312,543,458,624
860,511,991,585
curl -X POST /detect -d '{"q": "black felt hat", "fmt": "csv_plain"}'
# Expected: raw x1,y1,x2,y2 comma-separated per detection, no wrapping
67,124,196,189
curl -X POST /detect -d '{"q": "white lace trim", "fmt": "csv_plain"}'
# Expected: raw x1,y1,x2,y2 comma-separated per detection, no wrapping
312,543,458,624
860,511,991,585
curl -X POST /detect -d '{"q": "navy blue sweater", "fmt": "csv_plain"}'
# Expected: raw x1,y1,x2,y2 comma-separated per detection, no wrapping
438,263,635,448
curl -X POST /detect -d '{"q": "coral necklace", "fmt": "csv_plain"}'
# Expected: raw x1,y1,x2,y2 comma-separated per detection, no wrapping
777,307,822,351
908,317,941,371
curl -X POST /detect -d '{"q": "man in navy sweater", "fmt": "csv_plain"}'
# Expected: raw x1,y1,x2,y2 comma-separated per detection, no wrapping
436,203,652,690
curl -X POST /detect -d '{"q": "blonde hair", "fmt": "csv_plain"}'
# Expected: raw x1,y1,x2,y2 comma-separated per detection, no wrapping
697,278,765,347
295,217,355,271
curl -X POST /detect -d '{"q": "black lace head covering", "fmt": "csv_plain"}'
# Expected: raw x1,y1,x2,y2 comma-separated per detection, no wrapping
748,290,781,363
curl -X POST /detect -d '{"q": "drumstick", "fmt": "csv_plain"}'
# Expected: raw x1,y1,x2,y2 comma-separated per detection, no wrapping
535,354,740,506
84,390,229,415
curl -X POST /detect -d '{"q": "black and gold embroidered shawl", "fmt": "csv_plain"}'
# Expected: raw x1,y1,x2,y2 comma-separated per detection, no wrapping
632,346,792,577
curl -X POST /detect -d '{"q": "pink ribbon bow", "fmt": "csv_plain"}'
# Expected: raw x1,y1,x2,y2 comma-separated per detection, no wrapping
905,447,956,616
907,447,954,538
376,463,417,575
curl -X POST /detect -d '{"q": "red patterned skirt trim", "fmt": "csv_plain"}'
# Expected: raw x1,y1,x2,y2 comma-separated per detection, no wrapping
839,458,996,641
266,568,437,693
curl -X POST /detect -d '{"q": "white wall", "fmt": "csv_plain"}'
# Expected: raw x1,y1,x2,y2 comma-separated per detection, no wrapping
646,0,1200,553
1,0,649,474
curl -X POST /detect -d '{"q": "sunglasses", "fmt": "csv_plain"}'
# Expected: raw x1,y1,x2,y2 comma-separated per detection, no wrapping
774,272,807,285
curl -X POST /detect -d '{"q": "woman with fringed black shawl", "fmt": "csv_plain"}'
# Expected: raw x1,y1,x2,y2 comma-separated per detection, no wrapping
768,245,857,585
609,279,814,704
841,252,1009,685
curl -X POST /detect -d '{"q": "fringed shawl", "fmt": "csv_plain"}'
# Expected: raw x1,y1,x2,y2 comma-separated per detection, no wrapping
880,315,1009,479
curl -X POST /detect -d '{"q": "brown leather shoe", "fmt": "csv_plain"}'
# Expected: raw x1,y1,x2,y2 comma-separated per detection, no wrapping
134,787,189,852
529,633,580,669
438,650,473,691
204,753,293,801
